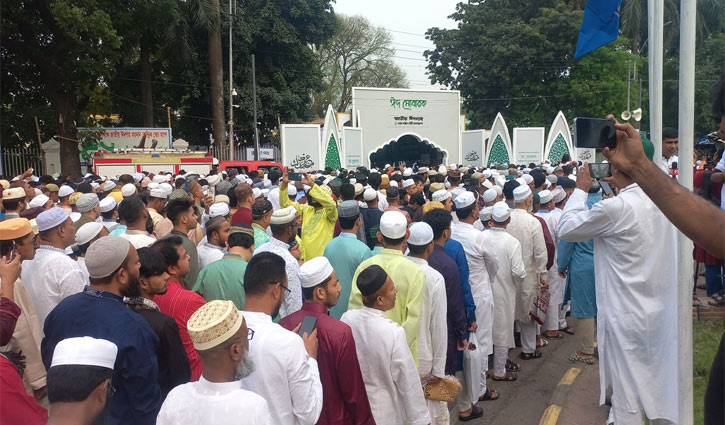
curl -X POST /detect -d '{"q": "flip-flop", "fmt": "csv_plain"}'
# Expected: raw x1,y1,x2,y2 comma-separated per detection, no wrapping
536,338,549,348
544,331,564,339
520,350,543,360
569,352,595,364
492,372,517,381
478,388,499,401
560,327,575,335
505,359,521,372
459,405,484,421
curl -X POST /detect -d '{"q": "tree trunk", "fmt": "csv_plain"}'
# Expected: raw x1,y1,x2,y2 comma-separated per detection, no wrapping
632,31,640,54
51,91,82,177
207,0,226,154
140,38,154,127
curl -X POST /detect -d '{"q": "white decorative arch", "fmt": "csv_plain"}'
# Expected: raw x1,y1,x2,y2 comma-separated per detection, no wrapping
543,111,574,163
366,131,449,167
322,105,342,167
484,113,513,165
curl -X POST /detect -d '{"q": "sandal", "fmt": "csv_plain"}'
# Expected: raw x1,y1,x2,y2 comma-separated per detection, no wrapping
544,331,564,339
505,359,521,372
492,371,517,381
459,405,483,421
693,297,701,306
560,327,575,335
708,294,724,306
569,352,595,364
536,338,549,348
478,388,499,401
520,350,543,360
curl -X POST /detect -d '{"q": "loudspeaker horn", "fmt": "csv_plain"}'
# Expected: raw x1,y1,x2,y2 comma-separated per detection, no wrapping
621,110,632,121
632,108,642,122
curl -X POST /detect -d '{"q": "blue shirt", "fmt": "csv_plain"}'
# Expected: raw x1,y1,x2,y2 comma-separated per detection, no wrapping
324,232,373,320
42,286,162,425
444,239,477,324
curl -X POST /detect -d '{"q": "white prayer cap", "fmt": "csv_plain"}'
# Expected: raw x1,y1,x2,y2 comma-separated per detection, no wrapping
102,222,118,232
380,210,407,239
103,181,117,192
538,190,553,204
483,188,497,203
150,188,168,200
513,185,532,201
252,187,263,199
363,188,377,201
85,236,131,278
546,174,558,184
479,206,493,222
552,187,567,203
28,194,50,209
418,167,429,173
428,169,438,176
349,178,356,185
99,196,116,213
546,166,556,174
493,185,503,196
132,173,143,183
449,163,458,170
76,222,104,245
389,180,398,188
51,337,118,369
483,170,492,178
152,174,167,183
384,164,391,168
545,180,551,189
90,182,100,190
495,176,507,188
214,195,230,205
492,201,511,222
36,208,69,232
209,202,230,218
407,222,433,246
402,179,415,189
270,206,296,225
147,182,160,190
432,189,451,202
438,165,447,174
207,175,220,186
262,188,270,198
516,177,527,187
403,168,413,177
299,256,334,288
188,300,244,351
160,183,173,195
263,179,271,188
121,183,136,197
76,194,99,213
287,185,297,196
568,174,577,182
454,191,475,209
522,174,533,185
303,184,311,192
58,185,74,198
354,183,364,196
482,180,493,190
69,212,82,223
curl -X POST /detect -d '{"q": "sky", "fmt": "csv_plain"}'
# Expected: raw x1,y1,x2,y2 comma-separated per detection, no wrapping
332,0,461,89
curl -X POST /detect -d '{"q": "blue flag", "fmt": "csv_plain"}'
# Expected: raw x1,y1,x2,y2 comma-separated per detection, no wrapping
574,0,622,59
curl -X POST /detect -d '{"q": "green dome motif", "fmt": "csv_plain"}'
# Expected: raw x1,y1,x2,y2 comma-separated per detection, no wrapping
325,133,341,170
547,133,570,163
487,135,509,165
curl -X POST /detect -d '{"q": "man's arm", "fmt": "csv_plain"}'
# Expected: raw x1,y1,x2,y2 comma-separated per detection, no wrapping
125,327,163,424
400,271,425,361
444,243,477,323
510,240,527,280
307,181,338,223
602,118,725,257
287,336,323,425
430,280,448,377
558,189,616,243
336,329,376,425
391,328,431,425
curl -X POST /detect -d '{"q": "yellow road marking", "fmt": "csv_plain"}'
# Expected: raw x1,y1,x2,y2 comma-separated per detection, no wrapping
538,405,562,425
558,367,581,386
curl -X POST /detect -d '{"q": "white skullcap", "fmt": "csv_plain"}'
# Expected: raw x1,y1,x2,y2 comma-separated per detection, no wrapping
252,187,263,199
389,180,398,188
76,222,104,245
76,193,99,213
483,188,497,203
428,169,438,176
299,256,334,288
516,177,527,187
287,185,297,196
121,183,136,197
496,176,507,188
28,194,50,209
482,180,493,190
438,165,447,174
263,179,271,188
483,170,492,178
454,191,475,209
546,166,556,174
209,202,230,218
450,187,466,199
552,187,567,203
160,183,173,195
384,164,391,168
545,180,551,189
85,236,131,278
69,212,81,223
449,163,458,170
492,201,511,222
432,189,451,202
568,174,577,182
103,181,117,192
302,184,311,192
402,179,415,189
418,167,429,173
493,185,503,196
380,210,407,239
51,337,118,369
348,178,356,185
90,182,100,190
538,190,553,204
270,206,296,225
407,222,433,246
522,174,533,185
214,194,230,205
132,173,143,183
152,174,167,183
547,174,558,184
150,188,168,200
513,185,532,201
479,206,493,221
354,183,364,196
363,188,377,201
99,196,116,213
102,221,119,232
58,185,74,198
36,208,69,231
147,182,160,190
403,168,413,177
207,175,220,186
262,188,270,197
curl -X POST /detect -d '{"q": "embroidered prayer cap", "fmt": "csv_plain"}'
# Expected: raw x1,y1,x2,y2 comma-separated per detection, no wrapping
159,183,174,195
85,236,131,278
0,180,9,190
492,202,511,222
552,187,567,203
299,256,334,288
354,183,364,196
51,337,118,370
422,201,444,215
229,225,255,238
121,184,137,197
270,206,296,225
538,190,553,204
379,210,407,239
479,206,493,222
402,179,415,189
36,208,69,232
150,189,168,200
188,300,245,351
513,185,532,201
99,197,117,213
77,193,100,213
0,218,32,240
432,189,451,203
214,194,230,205
76,222,104,246
209,202,230,218
408,222,433,246
45,183,59,193
102,181,117,192
483,188,497,203
357,264,388,296
429,183,443,193
2,187,25,200
363,188,377,201
338,200,360,218
28,194,50,209
453,191,475,209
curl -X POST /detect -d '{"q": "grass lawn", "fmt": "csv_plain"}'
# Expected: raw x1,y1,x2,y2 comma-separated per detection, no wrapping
693,320,724,425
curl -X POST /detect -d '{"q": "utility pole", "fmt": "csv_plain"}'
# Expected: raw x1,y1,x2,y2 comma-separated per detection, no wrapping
648,0,664,161
251,53,260,160
227,0,234,162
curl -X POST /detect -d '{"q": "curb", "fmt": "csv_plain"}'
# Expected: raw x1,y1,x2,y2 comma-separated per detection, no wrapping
538,367,582,425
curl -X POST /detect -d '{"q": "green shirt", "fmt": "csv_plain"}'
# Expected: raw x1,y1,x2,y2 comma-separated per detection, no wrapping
252,223,270,249
348,248,426,364
165,230,200,290
192,253,247,310
323,232,372,320
72,214,95,231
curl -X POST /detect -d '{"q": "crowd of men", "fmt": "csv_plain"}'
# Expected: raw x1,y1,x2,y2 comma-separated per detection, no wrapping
0,118,723,425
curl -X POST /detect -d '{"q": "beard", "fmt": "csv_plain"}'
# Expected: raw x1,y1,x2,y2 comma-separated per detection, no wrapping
271,296,284,319
120,274,142,298
234,347,255,381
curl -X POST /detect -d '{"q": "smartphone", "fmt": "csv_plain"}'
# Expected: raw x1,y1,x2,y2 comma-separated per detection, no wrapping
600,181,614,197
297,315,318,337
208,185,215,197
288,172,303,181
588,163,612,179
574,118,617,149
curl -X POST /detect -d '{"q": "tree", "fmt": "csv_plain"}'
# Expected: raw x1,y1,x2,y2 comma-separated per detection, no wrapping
311,14,408,117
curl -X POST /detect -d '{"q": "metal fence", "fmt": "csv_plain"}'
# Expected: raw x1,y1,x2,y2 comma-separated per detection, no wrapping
1,146,44,178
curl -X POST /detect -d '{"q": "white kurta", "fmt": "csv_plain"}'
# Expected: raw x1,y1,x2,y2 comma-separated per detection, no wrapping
535,209,565,309
197,242,226,269
341,306,431,425
506,209,547,323
558,184,678,422
119,230,157,249
486,228,526,348
21,245,88,332
268,187,282,211
451,221,498,357
157,376,272,425
240,311,323,425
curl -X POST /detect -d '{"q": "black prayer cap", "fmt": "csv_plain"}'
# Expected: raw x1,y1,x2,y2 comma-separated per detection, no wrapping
357,265,388,296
